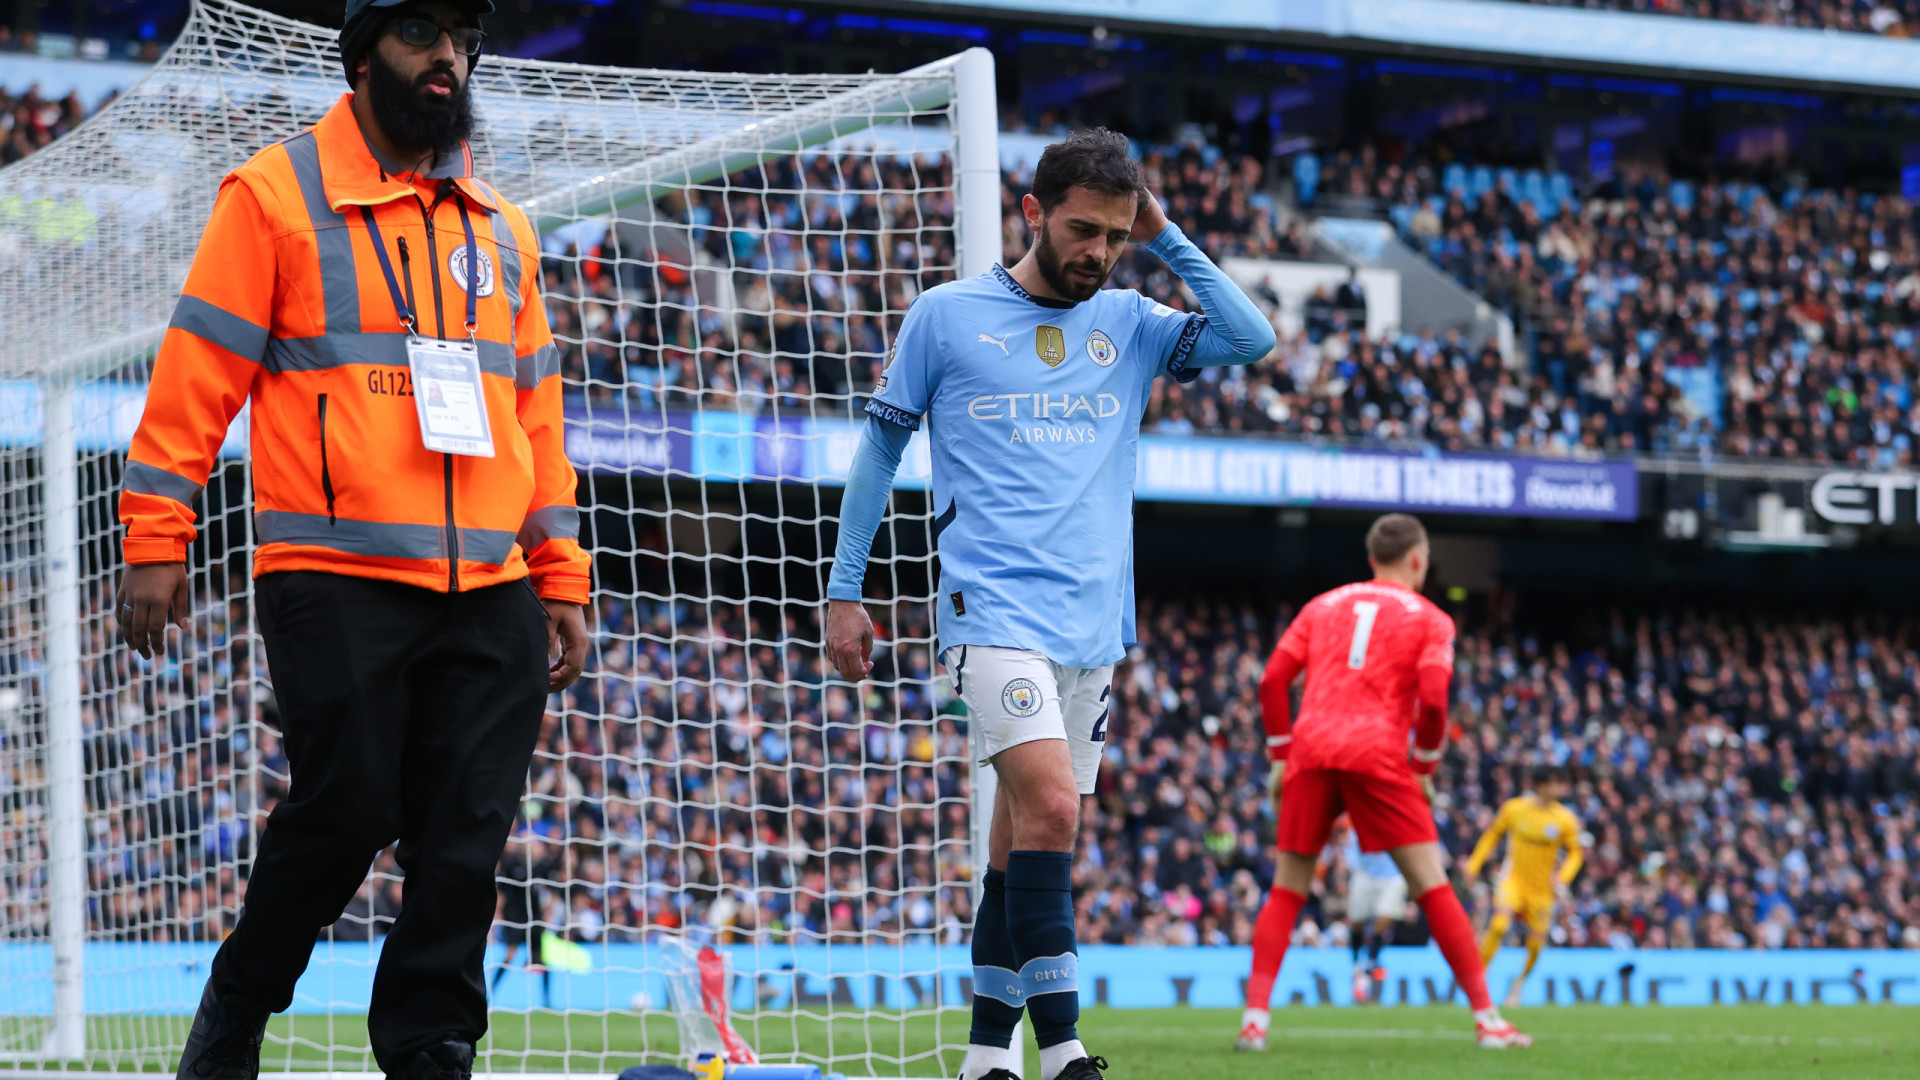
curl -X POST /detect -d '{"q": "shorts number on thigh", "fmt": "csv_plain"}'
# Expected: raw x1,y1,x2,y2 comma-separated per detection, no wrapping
944,645,1112,795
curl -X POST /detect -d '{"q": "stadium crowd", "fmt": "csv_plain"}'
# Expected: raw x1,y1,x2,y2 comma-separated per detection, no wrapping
1495,0,1920,36
7,83,1911,468
1296,145,1920,466
15,568,1918,962
0,83,99,165
544,142,1677,459
542,137,1920,467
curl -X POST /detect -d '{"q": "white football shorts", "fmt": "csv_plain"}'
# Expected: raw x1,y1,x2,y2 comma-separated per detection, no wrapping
1348,868,1409,924
942,644,1113,795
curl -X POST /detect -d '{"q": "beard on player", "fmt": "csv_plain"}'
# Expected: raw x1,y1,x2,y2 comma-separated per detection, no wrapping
1033,213,1118,302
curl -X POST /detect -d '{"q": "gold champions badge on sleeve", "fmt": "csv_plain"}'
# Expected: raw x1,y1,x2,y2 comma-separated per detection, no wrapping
1035,324,1067,367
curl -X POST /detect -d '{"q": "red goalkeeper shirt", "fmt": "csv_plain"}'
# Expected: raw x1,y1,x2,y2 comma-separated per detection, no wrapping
1262,579,1454,778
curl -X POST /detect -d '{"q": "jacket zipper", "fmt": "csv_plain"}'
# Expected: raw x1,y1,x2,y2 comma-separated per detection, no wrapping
417,181,460,591
317,393,336,525
397,236,420,331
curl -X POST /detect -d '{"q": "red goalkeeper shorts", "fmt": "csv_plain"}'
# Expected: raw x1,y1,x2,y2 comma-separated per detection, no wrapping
1276,766,1437,855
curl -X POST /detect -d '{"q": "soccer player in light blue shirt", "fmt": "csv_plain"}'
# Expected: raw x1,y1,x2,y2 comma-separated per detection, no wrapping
1341,829,1409,1002
824,129,1276,1080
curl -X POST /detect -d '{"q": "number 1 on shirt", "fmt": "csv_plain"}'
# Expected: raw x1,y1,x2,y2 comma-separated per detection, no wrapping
1348,600,1380,669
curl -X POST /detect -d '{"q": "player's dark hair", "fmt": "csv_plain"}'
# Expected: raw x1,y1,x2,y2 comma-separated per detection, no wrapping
1029,128,1143,212
1365,513,1427,565
1531,764,1568,787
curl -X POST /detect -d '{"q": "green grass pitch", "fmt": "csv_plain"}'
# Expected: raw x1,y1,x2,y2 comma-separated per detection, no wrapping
13,1006,1916,1079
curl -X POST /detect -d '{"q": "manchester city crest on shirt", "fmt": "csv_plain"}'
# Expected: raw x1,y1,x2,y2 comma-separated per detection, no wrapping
1086,329,1118,367
449,246,495,297
1035,325,1067,367
1003,678,1042,717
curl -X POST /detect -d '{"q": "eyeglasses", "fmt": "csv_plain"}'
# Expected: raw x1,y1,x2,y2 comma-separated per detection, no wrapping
391,16,486,57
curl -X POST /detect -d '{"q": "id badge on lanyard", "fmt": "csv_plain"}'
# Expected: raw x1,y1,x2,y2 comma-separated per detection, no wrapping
407,336,494,457
362,200,496,458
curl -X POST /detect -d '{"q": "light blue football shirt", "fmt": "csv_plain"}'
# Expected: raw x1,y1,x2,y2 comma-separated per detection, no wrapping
866,264,1204,670
1343,832,1403,880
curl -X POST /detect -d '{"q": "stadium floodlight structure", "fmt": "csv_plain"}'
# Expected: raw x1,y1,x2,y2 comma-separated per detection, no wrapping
0,1,1002,1076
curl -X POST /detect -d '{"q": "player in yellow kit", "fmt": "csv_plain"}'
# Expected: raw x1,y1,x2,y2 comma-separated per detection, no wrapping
1465,765,1583,1007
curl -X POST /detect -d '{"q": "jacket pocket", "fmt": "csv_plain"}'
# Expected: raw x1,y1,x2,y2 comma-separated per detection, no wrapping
317,393,337,525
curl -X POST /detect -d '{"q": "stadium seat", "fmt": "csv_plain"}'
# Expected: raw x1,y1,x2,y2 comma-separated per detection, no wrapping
1520,169,1547,210
1548,172,1574,214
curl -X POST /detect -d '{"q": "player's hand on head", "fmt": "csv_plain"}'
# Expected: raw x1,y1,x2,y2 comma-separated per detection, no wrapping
1129,189,1170,244
825,598,875,683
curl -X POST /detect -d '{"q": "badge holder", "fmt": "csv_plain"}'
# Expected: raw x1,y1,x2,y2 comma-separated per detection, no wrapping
364,204,496,458
407,335,493,457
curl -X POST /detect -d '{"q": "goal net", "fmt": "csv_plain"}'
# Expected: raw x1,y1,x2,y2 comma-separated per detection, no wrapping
0,1,1000,1076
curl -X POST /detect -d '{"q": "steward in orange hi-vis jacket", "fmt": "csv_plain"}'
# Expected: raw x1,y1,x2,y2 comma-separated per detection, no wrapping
116,69,588,603
117,4,589,1080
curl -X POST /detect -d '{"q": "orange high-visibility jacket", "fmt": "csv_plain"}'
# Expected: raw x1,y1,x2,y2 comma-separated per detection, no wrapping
120,94,591,603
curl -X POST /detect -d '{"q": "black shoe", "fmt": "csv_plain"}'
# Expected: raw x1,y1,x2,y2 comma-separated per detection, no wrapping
175,984,268,1080
959,1071,1023,1080
1052,1057,1109,1080
394,1040,475,1080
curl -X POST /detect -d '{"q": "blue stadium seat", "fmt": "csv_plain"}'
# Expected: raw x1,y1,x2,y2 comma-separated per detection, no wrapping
1548,172,1573,215
1443,162,1468,196
1470,165,1494,199
1521,169,1547,208
1670,179,1693,211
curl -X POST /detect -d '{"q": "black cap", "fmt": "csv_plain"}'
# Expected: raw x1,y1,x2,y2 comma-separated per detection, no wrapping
340,0,494,85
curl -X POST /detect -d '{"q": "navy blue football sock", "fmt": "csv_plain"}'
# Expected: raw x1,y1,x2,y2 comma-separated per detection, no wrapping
969,869,1025,1049
1369,924,1392,966
1005,850,1079,1049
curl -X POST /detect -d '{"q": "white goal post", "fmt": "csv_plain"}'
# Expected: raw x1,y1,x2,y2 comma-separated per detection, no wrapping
0,1,1001,1076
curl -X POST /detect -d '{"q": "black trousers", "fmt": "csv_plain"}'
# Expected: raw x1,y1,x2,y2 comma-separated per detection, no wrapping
209,571,548,1072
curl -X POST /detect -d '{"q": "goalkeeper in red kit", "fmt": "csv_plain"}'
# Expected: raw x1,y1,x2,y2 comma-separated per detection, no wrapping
1235,514,1530,1051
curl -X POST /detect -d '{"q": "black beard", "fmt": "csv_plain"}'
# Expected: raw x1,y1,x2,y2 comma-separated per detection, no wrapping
367,47,474,162
1034,221,1110,302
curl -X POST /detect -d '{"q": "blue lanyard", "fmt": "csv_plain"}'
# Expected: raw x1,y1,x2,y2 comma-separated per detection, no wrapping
455,200,478,336
359,206,414,334
359,194,480,339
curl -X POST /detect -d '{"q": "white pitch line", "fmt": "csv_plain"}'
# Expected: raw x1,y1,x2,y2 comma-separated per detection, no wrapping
1110,1025,1895,1049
